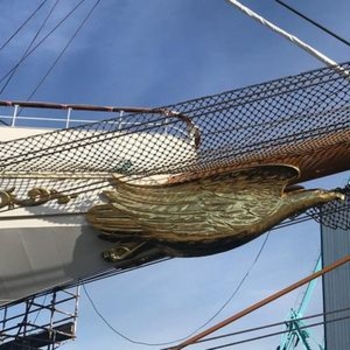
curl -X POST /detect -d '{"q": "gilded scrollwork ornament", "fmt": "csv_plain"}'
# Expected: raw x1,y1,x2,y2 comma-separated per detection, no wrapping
101,241,147,262
0,187,77,209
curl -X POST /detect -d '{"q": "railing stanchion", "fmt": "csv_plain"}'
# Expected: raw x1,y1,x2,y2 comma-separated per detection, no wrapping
66,107,72,128
11,105,19,127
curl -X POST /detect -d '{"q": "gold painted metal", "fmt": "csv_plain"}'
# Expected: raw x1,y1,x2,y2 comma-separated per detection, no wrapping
0,187,77,209
102,241,147,262
87,164,344,259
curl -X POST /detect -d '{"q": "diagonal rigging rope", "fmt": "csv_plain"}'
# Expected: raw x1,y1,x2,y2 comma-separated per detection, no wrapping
26,0,102,101
82,233,270,347
0,0,87,88
0,0,50,52
0,0,62,95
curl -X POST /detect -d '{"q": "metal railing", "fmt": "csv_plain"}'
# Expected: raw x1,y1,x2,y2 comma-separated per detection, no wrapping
0,99,201,147
0,100,154,129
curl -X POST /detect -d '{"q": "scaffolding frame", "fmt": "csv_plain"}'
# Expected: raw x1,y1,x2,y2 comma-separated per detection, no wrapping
0,287,79,350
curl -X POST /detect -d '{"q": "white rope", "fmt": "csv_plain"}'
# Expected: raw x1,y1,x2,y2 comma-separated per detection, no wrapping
225,0,349,77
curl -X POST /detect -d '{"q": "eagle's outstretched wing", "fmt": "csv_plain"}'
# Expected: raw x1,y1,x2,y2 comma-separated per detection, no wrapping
87,164,299,242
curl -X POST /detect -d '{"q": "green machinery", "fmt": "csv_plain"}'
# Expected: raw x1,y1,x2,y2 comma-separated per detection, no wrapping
278,256,324,350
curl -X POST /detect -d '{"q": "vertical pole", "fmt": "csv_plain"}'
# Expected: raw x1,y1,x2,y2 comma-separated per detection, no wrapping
49,291,57,350
0,306,8,344
12,104,19,127
119,110,124,130
73,285,80,336
66,107,72,128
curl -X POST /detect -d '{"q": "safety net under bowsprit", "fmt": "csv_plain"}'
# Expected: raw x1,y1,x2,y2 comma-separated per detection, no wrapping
1,61,350,229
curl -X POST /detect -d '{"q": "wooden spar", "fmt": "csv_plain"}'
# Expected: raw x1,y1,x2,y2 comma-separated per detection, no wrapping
169,254,350,350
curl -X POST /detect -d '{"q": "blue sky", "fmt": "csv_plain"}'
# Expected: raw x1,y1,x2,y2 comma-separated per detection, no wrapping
1,0,350,349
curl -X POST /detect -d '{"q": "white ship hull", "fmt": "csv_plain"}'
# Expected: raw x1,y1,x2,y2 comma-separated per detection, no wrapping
0,128,106,305
0,126,188,305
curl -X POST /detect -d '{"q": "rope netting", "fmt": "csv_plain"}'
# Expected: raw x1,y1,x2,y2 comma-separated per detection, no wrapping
307,186,350,230
1,61,350,227
1,61,350,177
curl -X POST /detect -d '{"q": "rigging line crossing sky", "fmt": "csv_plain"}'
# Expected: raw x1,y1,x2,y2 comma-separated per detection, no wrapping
179,306,350,347
275,0,350,48
171,255,350,349
82,233,270,348
2,1,350,349
0,0,49,51
0,0,87,90
0,0,60,95
225,0,350,78
204,314,350,350
26,0,102,102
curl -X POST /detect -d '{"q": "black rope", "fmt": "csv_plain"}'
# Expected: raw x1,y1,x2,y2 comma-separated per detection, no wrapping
0,0,61,95
84,276,350,350
204,313,350,350
0,0,49,52
162,307,350,349
276,0,350,48
0,0,87,87
26,0,102,101
82,234,270,347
